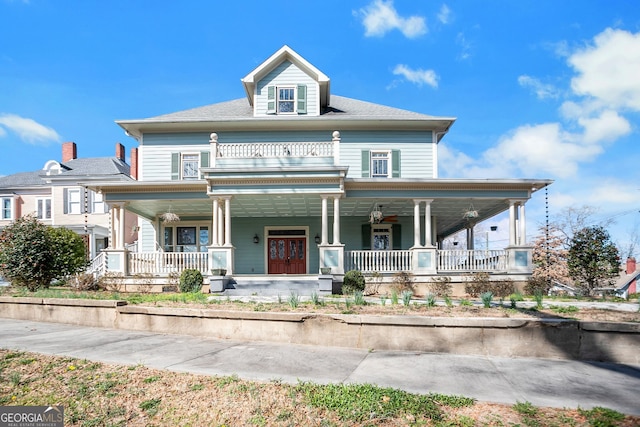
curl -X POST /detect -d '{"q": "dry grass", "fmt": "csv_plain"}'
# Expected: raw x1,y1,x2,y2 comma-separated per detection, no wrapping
2,349,639,426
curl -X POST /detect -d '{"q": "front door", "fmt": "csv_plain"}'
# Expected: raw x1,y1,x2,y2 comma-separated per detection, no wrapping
268,237,306,274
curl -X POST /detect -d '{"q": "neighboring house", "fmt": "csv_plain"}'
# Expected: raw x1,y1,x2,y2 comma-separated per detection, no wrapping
613,257,639,298
91,45,552,287
0,142,136,260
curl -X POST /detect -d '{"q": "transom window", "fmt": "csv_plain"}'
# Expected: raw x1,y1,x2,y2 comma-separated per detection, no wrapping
36,198,52,220
182,154,199,180
278,87,295,113
371,151,390,178
1,197,13,220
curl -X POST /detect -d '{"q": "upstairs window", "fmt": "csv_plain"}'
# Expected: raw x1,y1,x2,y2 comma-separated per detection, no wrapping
92,191,106,214
36,198,52,220
1,197,13,220
67,188,82,214
266,85,307,115
181,154,199,180
361,149,401,178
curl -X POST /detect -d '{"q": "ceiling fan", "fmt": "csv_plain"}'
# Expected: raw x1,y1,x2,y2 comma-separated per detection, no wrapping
368,204,398,224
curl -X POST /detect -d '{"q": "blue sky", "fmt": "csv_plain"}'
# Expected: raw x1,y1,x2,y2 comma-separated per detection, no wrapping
1,0,639,254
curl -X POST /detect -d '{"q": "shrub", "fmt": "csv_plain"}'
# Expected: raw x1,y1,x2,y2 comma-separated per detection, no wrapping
428,276,452,297
524,276,552,296
70,273,102,291
47,227,88,279
342,270,366,295
464,272,491,297
481,292,493,308
492,279,515,298
179,269,203,293
391,271,414,293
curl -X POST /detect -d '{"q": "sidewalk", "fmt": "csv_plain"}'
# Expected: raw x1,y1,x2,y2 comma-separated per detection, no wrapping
1,318,639,415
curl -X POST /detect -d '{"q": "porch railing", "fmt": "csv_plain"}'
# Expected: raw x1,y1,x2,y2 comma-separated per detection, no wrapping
345,250,413,273
438,250,508,272
128,252,209,275
217,141,333,158
86,252,106,278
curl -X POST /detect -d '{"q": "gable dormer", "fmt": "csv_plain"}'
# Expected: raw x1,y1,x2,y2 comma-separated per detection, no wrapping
241,45,330,117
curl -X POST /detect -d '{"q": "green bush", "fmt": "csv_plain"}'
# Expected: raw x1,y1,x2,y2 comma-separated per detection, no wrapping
342,270,366,295
524,276,552,296
179,269,203,293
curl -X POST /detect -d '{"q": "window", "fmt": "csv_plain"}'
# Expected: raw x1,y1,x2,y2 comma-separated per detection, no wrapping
92,191,106,214
36,198,52,220
1,197,13,220
266,85,307,114
67,189,81,214
372,225,392,250
163,225,209,252
371,151,390,178
181,154,199,180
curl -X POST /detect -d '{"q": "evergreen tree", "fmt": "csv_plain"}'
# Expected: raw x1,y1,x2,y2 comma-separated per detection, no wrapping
567,226,620,296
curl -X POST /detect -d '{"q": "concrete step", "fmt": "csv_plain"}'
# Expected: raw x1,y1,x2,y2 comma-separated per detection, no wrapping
220,277,320,296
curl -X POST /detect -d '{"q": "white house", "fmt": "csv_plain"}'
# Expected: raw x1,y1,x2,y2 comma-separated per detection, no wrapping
90,46,552,291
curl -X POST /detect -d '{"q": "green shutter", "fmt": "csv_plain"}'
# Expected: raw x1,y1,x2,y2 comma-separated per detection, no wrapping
266,85,276,114
361,224,372,250
297,84,307,114
361,150,370,177
392,149,401,177
171,153,180,180
392,224,402,250
200,151,210,179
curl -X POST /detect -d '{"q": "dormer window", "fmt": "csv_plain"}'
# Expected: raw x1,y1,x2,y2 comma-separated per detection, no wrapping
266,85,307,115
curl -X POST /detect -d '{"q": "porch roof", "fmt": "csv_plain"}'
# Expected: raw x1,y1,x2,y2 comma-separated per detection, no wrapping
87,178,552,239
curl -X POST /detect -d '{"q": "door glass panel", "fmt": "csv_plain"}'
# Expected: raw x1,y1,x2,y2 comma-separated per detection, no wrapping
290,240,296,259
270,240,277,260
278,239,285,259
199,227,209,251
373,234,390,251
298,240,304,259
164,227,173,252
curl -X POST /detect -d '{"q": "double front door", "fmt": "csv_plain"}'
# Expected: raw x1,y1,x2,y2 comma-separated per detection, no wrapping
268,237,306,274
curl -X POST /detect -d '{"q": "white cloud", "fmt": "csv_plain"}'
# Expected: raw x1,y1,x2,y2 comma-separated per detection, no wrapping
358,0,427,38
569,28,640,111
456,32,472,60
437,4,451,24
0,113,61,145
517,75,559,100
392,64,438,88
578,109,631,144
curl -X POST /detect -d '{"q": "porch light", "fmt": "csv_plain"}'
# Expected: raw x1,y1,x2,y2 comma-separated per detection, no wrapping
253,234,260,244
463,203,478,219
315,234,321,244
160,212,180,223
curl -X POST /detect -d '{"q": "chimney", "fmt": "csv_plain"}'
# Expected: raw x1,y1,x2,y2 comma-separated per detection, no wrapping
62,142,77,163
115,142,126,161
130,147,138,180
626,257,636,275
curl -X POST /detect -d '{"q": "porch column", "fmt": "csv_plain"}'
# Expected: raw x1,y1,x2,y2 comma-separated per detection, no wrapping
332,196,340,245
413,200,421,247
118,204,126,249
508,201,517,246
424,199,433,247
519,202,526,245
321,196,328,245
212,198,219,247
217,199,224,246
224,196,232,246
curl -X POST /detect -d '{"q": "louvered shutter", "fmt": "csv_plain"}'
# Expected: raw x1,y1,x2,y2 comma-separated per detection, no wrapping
392,150,401,177
171,153,180,180
200,151,210,179
361,224,372,250
392,224,402,250
297,85,307,114
361,150,370,177
266,85,276,114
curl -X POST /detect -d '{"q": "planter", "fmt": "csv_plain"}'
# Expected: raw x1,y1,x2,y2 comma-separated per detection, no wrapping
320,267,332,275
211,269,227,276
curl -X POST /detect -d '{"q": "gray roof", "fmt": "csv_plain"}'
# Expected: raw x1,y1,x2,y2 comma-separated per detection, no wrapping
0,157,130,189
127,95,450,123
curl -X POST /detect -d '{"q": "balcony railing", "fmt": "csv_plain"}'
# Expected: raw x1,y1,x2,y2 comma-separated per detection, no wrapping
129,252,208,275
217,141,333,158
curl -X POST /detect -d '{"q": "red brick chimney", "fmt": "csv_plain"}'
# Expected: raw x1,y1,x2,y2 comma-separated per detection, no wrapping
626,257,636,275
130,147,138,180
115,142,125,161
62,142,77,163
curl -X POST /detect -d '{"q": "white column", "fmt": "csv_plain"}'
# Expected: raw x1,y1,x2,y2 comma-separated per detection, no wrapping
413,200,421,247
224,197,231,246
519,202,526,246
108,205,115,249
321,196,328,245
118,204,126,249
212,198,219,247
332,197,340,245
217,199,224,246
509,201,517,246
424,199,433,247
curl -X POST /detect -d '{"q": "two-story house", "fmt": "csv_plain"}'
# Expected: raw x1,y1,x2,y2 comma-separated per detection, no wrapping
91,45,551,292
0,142,136,261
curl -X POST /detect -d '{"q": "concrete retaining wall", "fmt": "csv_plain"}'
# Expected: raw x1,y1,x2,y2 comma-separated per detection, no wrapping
1,297,638,364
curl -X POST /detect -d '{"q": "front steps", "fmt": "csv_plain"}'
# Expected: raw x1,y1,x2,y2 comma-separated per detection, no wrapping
219,275,321,296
